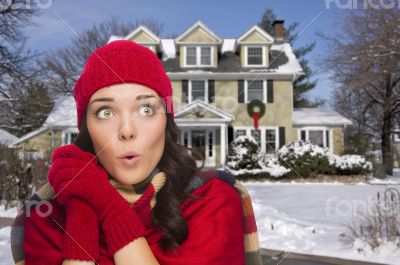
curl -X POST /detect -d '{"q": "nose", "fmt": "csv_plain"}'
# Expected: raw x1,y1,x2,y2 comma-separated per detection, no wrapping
118,115,136,141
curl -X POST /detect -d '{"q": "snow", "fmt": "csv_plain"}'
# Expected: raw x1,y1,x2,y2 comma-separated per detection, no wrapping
0,227,13,265
368,168,400,185
0,129,18,145
244,181,400,264
1,175,399,263
160,39,176,60
107,35,123,44
293,108,353,126
270,43,304,74
43,95,77,127
221,38,236,53
0,205,18,218
8,127,48,148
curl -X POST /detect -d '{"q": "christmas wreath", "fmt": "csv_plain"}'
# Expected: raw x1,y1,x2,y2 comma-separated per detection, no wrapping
247,99,265,129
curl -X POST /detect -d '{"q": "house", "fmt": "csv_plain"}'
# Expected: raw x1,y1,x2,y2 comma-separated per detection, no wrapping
10,20,352,168
9,96,78,161
0,129,18,146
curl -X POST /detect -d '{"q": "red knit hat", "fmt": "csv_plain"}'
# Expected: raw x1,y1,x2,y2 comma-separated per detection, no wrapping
73,40,174,130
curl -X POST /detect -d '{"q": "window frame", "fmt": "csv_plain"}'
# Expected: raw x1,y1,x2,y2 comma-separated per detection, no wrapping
244,79,267,103
298,127,332,151
245,45,266,67
62,128,79,145
184,46,214,67
233,126,279,154
188,80,209,103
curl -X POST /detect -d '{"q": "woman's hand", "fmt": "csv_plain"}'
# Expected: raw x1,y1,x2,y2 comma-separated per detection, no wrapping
48,144,147,255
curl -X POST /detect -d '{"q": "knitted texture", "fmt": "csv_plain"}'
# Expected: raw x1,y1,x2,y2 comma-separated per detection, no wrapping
10,169,262,265
63,198,99,261
47,144,146,256
73,40,174,130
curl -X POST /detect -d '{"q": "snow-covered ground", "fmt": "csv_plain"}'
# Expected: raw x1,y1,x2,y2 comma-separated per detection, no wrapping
0,226,13,265
0,181,399,264
244,181,399,264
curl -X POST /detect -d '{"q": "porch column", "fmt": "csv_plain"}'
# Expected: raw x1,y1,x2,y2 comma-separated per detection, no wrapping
220,124,227,165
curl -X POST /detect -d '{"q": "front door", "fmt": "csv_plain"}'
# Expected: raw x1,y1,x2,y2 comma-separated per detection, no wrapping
191,130,206,163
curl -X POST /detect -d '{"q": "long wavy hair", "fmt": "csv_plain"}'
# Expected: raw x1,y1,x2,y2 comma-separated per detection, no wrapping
73,110,204,250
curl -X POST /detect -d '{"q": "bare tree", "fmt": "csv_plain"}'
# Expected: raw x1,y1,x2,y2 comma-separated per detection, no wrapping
321,8,400,177
0,0,40,97
40,17,164,95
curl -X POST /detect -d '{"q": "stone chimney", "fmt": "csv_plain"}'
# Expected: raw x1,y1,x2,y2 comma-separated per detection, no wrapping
272,20,285,43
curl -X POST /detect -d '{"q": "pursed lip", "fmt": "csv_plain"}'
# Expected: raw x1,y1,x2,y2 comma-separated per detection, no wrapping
117,151,140,159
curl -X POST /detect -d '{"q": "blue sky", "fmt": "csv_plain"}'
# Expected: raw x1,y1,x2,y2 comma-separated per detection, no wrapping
23,0,347,106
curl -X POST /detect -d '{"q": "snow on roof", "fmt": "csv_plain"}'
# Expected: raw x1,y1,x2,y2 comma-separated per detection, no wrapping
270,43,303,74
221,39,236,53
0,129,18,145
293,108,352,126
9,127,48,147
43,95,77,128
160,39,176,60
107,35,124,44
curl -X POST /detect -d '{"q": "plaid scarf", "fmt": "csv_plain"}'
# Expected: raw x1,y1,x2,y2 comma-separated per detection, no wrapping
10,169,262,265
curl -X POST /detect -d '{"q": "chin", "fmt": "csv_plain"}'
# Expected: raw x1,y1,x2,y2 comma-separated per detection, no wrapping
114,176,139,185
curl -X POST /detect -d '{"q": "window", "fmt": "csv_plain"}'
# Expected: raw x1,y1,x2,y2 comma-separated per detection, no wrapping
183,131,189,147
251,129,261,148
186,47,197,65
234,127,278,154
63,131,78,145
208,131,213,157
247,47,263,65
191,80,206,101
300,130,306,141
235,129,247,138
185,46,213,66
70,133,78,144
265,129,276,154
247,80,264,102
201,47,211,65
309,130,324,147
299,128,331,149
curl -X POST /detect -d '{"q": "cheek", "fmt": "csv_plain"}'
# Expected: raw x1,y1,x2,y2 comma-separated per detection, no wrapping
87,121,117,157
141,120,166,150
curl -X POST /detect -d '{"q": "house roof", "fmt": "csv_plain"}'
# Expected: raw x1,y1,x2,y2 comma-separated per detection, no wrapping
125,25,160,43
0,128,18,145
237,25,274,44
293,108,352,126
175,20,222,44
8,127,48,147
162,42,302,75
43,95,77,128
106,22,303,76
160,39,176,60
175,99,234,122
9,95,77,147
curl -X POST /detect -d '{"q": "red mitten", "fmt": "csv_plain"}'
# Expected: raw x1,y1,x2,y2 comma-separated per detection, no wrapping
63,197,99,261
48,144,146,255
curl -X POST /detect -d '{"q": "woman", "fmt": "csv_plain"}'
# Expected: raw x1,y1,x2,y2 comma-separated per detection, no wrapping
10,40,262,265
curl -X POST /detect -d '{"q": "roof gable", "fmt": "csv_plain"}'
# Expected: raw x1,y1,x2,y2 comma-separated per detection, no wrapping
175,99,234,121
176,21,222,44
237,25,274,44
125,25,160,44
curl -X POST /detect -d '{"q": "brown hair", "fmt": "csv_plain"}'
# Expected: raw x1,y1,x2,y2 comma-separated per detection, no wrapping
73,111,204,250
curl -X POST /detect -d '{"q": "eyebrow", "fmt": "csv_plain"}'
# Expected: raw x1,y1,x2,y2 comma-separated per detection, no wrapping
89,94,157,105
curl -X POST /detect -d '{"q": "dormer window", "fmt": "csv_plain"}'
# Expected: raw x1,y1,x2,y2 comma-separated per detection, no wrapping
185,46,213,67
245,46,266,67
201,47,211,65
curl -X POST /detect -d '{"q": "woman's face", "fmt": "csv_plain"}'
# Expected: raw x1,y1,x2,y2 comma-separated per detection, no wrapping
86,83,167,185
